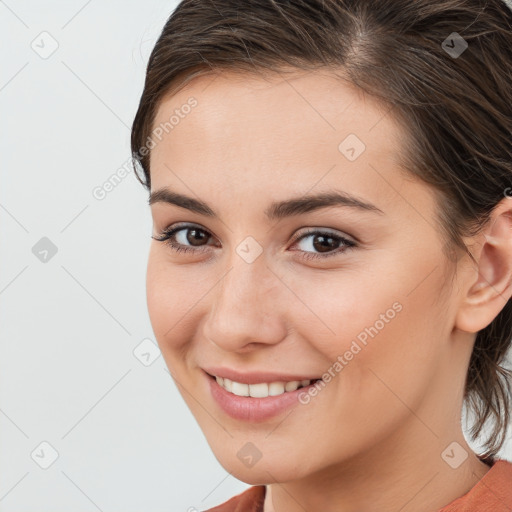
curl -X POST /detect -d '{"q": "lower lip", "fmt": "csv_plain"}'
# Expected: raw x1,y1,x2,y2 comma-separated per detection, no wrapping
206,371,319,422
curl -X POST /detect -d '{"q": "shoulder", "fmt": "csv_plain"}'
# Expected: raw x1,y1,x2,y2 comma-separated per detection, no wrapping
439,458,512,512
202,485,266,512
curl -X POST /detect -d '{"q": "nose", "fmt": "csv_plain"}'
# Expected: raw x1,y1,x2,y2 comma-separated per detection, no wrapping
202,254,288,352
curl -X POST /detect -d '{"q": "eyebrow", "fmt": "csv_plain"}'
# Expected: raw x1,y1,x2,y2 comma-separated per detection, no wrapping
148,188,384,220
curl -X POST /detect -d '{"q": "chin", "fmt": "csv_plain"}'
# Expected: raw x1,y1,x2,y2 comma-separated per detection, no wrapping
214,450,310,485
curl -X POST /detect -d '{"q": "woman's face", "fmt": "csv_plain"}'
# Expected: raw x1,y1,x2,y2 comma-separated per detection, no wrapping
146,69,469,483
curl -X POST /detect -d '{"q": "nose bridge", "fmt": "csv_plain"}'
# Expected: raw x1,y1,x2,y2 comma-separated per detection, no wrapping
219,231,273,304
216,249,272,321
203,247,286,349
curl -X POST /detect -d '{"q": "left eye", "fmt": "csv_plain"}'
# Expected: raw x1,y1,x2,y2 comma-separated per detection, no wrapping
291,229,356,260
152,224,357,260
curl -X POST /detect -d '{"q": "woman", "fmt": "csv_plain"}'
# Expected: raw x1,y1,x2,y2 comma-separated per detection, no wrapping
130,0,512,510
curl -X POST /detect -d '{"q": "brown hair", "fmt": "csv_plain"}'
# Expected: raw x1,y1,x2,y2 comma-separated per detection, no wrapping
131,0,512,458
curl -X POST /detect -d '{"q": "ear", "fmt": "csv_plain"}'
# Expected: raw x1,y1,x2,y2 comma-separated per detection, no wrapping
455,198,512,333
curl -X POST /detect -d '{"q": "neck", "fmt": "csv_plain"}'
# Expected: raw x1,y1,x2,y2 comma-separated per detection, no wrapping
264,417,491,512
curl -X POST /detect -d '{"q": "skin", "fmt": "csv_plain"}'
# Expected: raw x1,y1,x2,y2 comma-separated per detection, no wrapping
146,68,512,512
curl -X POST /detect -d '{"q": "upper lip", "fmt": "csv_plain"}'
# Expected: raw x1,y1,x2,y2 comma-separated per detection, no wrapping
203,367,321,385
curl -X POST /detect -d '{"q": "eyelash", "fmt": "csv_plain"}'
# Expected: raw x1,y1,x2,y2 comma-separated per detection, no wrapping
152,223,357,261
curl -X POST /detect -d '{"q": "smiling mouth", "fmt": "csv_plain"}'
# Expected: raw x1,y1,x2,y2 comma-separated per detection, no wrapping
206,372,322,398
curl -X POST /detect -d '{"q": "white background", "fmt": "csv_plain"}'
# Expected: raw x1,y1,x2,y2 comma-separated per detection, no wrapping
1,1,511,511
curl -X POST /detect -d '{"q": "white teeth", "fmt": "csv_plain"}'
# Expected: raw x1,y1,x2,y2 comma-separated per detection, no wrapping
215,376,313,397
249,382,268,398
284,381,300,392
268,382,285,396
224,377,232,392
231,381,249,396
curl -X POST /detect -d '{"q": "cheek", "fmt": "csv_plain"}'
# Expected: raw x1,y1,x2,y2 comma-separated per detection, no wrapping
291,258,449,410
277,274,446,464
145,250,195,352
145,248,224,374
288,267,407,359
146,253,168,337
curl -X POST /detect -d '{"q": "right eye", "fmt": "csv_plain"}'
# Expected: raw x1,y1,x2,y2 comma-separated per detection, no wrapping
152,223,217,255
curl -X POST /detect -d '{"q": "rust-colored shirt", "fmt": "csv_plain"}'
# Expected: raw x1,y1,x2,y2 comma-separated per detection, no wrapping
204,458,512,512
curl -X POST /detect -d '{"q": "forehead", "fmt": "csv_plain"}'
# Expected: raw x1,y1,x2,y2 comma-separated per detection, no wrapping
148,68,435,224
151,68,398,157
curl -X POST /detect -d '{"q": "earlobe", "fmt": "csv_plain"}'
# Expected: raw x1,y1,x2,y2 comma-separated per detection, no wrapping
455,200,512,334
